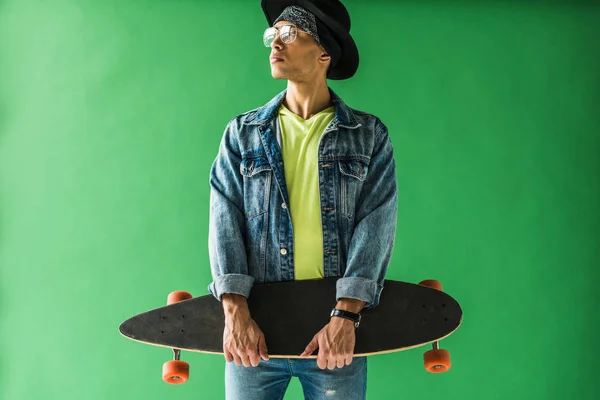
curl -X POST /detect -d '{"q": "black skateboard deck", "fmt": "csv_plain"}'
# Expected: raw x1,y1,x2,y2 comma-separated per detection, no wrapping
119,277,462,357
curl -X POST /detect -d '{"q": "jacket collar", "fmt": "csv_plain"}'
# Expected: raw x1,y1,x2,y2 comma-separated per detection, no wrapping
242,86,362,130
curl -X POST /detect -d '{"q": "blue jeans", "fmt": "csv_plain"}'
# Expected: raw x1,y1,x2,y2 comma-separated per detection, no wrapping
224,357,367,400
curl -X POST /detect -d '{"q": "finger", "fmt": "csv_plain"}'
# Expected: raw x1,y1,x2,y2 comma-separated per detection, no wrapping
336,356,345,369
232,353,242,367
259,333,269,361
316,347,328,370
223,346,234,363
248,347,260,367
240,352,251,368
345,354,353,366
327,354,336,370
223,329,233,363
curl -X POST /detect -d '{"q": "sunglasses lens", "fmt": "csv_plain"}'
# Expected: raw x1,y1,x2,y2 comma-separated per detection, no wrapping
281,25,296,43
263,27,276,47
263,25,297,46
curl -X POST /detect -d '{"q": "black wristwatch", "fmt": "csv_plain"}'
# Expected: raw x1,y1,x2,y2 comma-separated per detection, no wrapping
330,308,361,329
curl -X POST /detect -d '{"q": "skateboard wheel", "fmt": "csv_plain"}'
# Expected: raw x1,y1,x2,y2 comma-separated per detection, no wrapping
162,360,190,384
423,349,451,373
167,291,193,305
418,280,443,291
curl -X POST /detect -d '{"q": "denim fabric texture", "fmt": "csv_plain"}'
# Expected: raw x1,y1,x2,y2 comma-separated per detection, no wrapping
208,86,398,309
225,357,367,400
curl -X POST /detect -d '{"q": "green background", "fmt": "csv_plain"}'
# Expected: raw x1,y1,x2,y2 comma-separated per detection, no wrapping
1,0,598,399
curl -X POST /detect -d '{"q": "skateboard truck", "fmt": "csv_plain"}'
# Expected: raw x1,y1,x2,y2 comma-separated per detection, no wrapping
172,348,181,361
418,280,452,373
161,291,194,384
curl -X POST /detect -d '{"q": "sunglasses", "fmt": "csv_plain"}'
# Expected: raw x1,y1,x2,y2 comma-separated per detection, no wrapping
263,24,302,47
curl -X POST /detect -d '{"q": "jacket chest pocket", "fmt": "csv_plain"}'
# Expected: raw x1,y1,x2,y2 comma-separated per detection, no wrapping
339,158,369,219
240,155,272,219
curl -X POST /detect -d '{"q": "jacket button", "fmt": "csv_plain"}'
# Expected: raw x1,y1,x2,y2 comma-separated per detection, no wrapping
281,202,287,209
280,248,287,255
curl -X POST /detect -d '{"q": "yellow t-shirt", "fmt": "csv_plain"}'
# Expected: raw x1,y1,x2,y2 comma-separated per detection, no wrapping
278,103,335,280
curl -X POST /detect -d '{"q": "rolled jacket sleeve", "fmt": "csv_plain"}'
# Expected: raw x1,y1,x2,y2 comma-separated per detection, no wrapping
336,119,398,309
207,119,255,301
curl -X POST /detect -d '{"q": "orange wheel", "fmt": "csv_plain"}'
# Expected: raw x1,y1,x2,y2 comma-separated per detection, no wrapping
162,360,190,384
419,280,443,291
167,291,192,305
423,348,451,373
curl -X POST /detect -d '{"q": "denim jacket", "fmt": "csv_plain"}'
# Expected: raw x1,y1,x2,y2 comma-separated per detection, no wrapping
207,86,398,309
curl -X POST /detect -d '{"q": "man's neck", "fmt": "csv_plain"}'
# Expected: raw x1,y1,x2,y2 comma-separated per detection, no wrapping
283,81,333,120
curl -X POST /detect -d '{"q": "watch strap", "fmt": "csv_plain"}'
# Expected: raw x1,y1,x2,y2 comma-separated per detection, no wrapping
330,308,361,329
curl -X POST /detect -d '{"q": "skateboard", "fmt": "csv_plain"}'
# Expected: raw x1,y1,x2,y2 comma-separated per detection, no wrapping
119,277,463,384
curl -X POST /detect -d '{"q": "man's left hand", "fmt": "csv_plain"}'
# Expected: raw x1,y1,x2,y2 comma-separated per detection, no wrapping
300,316,357,370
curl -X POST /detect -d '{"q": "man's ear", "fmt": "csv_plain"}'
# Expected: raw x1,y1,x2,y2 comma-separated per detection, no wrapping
320,45,330,60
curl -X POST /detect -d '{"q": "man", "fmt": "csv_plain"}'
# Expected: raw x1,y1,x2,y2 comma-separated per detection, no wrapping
207,1,398,398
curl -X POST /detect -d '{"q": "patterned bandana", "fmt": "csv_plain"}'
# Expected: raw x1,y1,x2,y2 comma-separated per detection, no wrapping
273,5,321,45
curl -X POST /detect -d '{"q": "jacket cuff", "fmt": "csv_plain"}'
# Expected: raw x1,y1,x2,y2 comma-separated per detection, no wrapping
336,277,383,309
208,273,255,302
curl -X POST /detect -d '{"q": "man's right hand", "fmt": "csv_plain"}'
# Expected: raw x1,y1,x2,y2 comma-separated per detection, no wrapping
221,293,269,367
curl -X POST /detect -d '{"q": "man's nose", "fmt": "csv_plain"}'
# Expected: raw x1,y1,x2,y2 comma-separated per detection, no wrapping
270,33,283,50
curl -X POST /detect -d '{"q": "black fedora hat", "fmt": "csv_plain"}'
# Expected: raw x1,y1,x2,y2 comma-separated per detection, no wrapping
261,0,359,80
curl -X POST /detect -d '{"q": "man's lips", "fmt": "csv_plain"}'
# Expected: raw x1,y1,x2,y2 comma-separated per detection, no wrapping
270,56,284,62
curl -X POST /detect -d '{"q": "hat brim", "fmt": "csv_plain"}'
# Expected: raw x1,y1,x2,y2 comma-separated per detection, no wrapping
261,0,359,80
